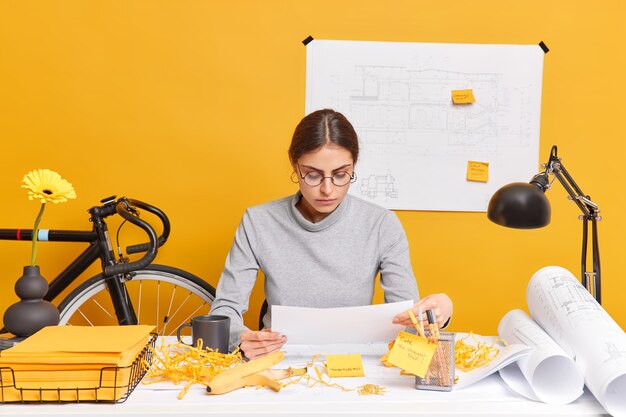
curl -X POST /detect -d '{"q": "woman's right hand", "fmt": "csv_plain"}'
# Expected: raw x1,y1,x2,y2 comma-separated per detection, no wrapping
239,328,287,360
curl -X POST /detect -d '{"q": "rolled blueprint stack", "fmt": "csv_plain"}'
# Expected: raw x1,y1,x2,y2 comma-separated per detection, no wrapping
498,309,584,403
499,266,626,417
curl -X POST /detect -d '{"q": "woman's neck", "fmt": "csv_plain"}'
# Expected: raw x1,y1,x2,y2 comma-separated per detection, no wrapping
295,196,328,223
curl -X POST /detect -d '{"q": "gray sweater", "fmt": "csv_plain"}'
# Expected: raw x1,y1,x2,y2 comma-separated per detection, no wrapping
209,192,419,351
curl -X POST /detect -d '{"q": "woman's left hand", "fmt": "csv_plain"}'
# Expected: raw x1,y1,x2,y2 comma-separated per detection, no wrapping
392,293,453,329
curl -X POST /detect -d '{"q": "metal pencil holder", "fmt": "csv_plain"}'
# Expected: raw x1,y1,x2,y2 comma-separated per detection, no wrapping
415,331,455,392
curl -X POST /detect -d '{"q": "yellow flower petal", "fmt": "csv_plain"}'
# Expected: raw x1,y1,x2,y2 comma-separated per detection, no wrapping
21,169,77,204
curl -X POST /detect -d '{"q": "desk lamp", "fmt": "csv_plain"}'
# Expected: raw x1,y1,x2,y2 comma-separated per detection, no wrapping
487,145,602,304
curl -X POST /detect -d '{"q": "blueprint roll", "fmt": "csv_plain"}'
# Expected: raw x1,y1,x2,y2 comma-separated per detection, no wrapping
527,266,626,417
498,309,584,404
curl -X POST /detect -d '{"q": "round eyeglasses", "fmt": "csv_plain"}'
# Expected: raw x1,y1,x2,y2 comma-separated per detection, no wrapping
296,167,357,187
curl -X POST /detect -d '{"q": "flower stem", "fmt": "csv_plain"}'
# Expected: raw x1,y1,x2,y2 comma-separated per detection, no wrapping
31,203,46,266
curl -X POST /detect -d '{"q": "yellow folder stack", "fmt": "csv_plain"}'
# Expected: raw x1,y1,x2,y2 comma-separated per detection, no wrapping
0,325,154,402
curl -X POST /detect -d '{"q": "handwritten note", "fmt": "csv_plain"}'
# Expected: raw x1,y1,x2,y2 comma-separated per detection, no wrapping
467,161,489,182
452,89,475,104
326,354,365,378
386,331,437,378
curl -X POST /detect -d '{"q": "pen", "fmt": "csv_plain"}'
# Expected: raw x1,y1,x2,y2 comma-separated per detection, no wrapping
424,308,438,386
426,309,440,341
408,309,425,338
426,309,448,386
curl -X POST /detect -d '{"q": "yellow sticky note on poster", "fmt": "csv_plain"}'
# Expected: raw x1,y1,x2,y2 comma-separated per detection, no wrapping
451,89,475,104
326,354,365,378
467,161,489,182
386,331,437,378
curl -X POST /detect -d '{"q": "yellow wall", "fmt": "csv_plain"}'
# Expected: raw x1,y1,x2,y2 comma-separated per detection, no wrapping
1,1,625,335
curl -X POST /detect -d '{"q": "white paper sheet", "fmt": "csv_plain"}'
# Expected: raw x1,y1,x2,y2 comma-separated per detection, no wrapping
453,333,532,389
271,300,413,345
527,266,626,417
281,342,390,357
498,309,584,404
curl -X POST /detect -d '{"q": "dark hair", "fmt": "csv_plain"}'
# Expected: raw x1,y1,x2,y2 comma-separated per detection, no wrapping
288,109,359,164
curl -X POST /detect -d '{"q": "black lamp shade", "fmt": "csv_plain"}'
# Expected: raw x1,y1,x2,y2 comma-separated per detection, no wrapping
487,182,551,229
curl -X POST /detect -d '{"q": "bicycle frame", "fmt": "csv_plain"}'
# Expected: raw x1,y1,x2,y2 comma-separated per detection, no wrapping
0,196,167,328
0,228,99,302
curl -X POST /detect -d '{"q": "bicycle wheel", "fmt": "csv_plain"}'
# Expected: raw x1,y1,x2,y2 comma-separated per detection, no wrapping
57,264,216,336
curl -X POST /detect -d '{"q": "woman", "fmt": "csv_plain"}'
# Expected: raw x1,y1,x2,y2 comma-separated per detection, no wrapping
209,109,453,359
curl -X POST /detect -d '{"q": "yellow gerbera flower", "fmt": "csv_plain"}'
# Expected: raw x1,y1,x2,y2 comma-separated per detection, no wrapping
22,169,77,204
21,169,77,265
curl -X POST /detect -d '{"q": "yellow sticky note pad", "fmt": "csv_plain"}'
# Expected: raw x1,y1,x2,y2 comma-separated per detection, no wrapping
467,161,489,182
326,354,365,378
451,89,475,104
386,331,437,378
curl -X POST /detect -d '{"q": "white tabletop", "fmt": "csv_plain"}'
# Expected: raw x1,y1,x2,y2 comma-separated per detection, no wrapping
0,347,611,417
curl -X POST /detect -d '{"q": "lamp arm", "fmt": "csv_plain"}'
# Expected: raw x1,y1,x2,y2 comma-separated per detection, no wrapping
551,168,594,217
591,217,601,304
545,149,601,304
579,216,602,304
548,159,600,219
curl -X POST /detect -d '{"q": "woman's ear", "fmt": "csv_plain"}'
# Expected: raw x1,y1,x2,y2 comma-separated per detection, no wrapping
289,158,300,184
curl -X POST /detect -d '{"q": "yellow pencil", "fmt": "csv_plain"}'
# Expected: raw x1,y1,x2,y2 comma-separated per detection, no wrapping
408,309,425,338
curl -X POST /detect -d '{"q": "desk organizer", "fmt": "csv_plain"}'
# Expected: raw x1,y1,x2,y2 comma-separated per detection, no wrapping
415,331,455,392
0,333,156,403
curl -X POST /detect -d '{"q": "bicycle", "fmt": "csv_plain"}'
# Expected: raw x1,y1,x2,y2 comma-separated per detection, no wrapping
0,196,216,336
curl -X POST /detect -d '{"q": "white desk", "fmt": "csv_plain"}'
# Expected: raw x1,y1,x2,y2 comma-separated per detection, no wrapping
0,351,611,417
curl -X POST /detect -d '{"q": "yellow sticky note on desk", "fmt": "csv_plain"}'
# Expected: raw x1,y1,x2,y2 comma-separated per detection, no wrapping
386,331,437,378
326,354,365,378
451,89,475,104
467,161,489,182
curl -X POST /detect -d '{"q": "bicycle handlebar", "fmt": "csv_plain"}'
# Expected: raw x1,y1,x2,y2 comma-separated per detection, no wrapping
103,198,171,276
125,199,171,254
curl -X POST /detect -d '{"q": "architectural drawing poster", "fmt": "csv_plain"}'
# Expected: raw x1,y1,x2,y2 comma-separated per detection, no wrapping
305,40,544,211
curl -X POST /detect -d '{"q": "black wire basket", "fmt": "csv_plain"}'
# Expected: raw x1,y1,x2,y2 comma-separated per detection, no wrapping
0,333,157,403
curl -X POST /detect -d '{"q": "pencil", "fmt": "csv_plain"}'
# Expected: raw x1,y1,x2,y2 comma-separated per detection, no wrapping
408,309,425,338
418,306,424,336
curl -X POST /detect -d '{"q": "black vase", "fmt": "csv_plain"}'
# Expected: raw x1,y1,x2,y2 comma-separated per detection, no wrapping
3,265,60,337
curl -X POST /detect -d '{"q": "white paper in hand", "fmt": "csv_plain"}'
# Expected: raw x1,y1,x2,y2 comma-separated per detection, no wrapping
271,300,413,345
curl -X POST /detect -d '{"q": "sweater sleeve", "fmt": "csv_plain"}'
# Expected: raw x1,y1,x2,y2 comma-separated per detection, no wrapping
377,211,419,304
209,209,260,352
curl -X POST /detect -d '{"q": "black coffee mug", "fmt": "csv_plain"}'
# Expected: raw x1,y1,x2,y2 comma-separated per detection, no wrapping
176,314,230,353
